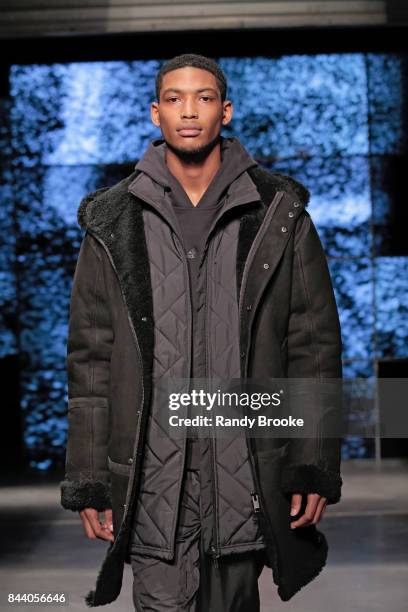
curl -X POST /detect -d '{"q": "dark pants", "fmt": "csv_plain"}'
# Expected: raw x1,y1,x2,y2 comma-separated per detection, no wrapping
130,441,266,611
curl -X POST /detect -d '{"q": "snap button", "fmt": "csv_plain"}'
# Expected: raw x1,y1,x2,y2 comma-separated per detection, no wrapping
263,263,270,269
110,232,115,238
187,248,197,259
288,211,294,218
293,201,300,207
141,316,148,322
246,304,252,311
281,226,288,233
128,457,133,465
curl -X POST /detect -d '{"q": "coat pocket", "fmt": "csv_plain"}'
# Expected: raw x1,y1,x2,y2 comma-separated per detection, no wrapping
256,442,292,531
108,456,132,476
255,440,290,460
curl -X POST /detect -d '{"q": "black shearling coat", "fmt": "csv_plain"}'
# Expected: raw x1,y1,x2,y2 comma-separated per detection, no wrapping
60,162,343,607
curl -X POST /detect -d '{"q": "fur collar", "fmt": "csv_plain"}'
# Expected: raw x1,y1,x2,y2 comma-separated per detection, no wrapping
77,166,309,231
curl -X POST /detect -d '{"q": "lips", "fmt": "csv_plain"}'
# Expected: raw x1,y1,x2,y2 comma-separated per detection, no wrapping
178,128,202,136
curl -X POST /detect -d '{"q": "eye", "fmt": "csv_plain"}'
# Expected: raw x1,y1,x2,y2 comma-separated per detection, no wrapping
200,96,213,101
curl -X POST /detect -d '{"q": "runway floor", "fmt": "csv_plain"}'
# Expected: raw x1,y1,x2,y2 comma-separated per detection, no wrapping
1,458,407,611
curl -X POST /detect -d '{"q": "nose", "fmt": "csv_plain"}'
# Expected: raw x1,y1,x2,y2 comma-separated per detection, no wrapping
181,98,198,118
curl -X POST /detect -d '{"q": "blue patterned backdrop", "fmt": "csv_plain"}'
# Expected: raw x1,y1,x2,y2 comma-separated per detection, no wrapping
2,53,407,469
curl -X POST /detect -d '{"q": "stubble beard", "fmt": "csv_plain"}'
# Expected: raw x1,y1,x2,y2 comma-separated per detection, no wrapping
165,132,222,164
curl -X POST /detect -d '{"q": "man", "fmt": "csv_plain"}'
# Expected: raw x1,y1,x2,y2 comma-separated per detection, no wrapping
60,53,343,610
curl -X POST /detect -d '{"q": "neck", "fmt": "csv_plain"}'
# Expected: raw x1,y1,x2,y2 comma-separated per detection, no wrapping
164,136,222,203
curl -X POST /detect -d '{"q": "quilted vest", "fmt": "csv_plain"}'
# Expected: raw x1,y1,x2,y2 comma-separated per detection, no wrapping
127,170,266,561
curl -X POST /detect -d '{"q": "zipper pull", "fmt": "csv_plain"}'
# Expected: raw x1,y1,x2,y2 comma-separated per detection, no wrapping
211,545,220,572
251,491,261,513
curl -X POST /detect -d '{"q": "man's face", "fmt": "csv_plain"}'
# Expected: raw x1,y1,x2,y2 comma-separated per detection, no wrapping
151,66,233,157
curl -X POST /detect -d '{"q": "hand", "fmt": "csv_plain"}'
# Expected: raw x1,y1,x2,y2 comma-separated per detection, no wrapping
289,493,327,529
79,508,114,542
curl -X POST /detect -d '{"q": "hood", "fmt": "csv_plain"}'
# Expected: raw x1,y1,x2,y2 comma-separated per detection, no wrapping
134,135,259,206
76,157,310,231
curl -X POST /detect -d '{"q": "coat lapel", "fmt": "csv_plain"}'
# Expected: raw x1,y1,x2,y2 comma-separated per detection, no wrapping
236,167,310,374
78,170,155,415
236,166,309,302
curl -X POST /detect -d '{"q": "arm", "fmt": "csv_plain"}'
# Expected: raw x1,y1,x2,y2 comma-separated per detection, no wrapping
60,232,113,512
280,210,343,506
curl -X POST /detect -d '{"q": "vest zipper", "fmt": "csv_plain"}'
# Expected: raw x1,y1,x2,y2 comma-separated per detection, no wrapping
251,491,261,513
210,435,220,570
168,231,192,556
205,238,221,569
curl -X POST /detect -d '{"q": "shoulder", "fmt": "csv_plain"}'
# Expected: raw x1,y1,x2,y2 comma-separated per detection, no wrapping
77,169,142,229
77,186,110,229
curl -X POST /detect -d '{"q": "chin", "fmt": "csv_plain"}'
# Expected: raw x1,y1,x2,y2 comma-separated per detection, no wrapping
166,133,221,160
177,141,205,154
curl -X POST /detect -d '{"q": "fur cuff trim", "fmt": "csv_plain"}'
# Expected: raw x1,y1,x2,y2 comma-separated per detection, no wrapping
280,464,342,504
60,478,112,512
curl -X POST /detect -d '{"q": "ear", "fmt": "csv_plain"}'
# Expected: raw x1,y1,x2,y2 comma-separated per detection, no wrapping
222,99,233,126
151,101,160,128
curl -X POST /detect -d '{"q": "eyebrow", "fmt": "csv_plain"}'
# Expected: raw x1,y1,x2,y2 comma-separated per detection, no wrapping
162,87,218,95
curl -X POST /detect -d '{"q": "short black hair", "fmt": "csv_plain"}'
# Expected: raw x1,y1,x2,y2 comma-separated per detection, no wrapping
155,53,227,102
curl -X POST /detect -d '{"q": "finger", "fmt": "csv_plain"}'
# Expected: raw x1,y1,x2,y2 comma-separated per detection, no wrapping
103,509,114,533
290,494,320,529
79,510,97,539
85,509,114,542
290,493,302,517
312,497,328,524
